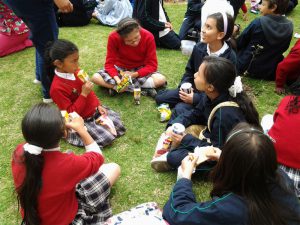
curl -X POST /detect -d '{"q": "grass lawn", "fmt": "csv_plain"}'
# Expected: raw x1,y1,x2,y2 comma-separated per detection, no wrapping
0,2,299,224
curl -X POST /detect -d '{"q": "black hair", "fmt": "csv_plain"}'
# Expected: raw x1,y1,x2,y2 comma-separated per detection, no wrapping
210,122,300,225
265,0,289,14
207,12,234,41
44,39,78,81
202,56,260,126
285,79,300,113
116,17,140,37
15,103,65,225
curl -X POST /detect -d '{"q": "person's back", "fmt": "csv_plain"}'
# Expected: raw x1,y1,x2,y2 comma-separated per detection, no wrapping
236,0,293,80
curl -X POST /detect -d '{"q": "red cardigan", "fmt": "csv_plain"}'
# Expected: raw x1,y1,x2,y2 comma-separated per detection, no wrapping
12,143,104,225
104,28,158,77
275,39,300,88
268,96,300,169
50,70,100,119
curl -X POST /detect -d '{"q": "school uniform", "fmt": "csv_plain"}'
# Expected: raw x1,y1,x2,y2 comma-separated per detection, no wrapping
155,41,237,108
275,39,300,89
162,170,300,225
12,142,112,225
236,14,293,80
166,93,245,169
268,96,300,197
228,0,245,19
50,70,126,147
98,28,162,91
133,0,181,49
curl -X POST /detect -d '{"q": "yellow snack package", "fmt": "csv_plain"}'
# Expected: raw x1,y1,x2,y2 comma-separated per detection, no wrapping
157,103,171,122
116,71,130,93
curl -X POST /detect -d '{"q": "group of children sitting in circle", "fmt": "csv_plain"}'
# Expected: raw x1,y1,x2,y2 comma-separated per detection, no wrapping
11,0,300,224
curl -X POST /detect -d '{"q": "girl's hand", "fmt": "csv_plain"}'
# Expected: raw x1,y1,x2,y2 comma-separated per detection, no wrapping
275,87,285,95
179,89,194,105
165,22,173,30
181,154,199,179
170,131,186,148
81,81,93,97
98,105,107,116
114,76,121,84
54,0,73,13
65,116,85,133
124,71,139,78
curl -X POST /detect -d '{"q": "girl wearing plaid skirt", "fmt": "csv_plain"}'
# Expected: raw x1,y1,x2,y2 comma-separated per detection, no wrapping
91,18,166,97
12,103,120,225
47,39,126,147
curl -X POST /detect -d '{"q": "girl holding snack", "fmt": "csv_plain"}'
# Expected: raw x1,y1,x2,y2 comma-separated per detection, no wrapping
12,103,121,224
91,17,166,97
152,57,259,172
156,12,236,109
47,39,126,147
163,123,300,225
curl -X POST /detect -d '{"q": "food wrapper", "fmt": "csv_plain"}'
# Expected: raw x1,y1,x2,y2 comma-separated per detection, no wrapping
116,71,131,93
61,111,81,133
96,115,117,136
157,103,171,122
193,146,220,165
77,69,90,83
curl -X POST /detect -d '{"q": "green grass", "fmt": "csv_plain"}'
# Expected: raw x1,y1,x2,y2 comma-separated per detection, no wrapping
0,2,299,224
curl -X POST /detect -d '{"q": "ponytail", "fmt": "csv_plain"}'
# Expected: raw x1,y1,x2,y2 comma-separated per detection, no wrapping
44,41,56,81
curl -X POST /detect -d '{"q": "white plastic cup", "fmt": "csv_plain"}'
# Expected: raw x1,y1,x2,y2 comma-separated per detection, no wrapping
180,82,192,94
172,123,185,135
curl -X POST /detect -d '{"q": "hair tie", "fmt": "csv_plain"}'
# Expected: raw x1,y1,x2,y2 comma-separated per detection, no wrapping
228,76,243,98
221,12,228,36
23,143,43,155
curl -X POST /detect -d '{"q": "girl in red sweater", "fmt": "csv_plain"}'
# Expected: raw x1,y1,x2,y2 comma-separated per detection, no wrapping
91,18,166,97
268,81,300,198
12,103,121,225
47,39,126,147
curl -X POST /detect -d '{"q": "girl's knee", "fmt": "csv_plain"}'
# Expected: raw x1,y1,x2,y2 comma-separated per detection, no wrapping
99,163,121,186
152,74,167,88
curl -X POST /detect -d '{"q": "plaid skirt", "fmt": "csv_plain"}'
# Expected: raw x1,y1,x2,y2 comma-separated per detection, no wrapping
67,106,126,147
97,66,152,92
279,164,300,197
72,170,112,225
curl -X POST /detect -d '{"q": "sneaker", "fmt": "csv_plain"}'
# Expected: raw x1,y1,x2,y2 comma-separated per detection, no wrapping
108,88,117,96
43,98,53,104
141,88,157,98
33,79,41,84
151,153,172,172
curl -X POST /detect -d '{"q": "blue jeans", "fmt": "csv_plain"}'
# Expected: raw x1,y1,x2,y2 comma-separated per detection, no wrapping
159,30,181,50
4,0,59,98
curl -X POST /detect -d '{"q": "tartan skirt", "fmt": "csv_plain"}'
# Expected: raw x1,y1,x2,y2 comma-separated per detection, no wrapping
97,66,152,92
279,164,300,198
67,106,126,147
72,170,112,225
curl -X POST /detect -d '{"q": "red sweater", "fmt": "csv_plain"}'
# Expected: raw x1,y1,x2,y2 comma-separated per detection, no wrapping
268,96,300,169
275,39,300,88
50,70,100,118
105,28,158,77
12,143,104,225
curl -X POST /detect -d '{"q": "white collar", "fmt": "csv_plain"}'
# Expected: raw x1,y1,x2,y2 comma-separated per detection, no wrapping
207,42,229,57
55,69,76,81
43,147,61,152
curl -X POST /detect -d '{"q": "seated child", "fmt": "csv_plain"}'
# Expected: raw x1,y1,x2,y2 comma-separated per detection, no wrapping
162,122,300,225
156,13,236,109
12,103,121,224
267,81,300,198
92,18,166,97
235,0,293,80
152,57,259,171
0,0,33,57
47,39,126,147
132,0,181,49
275,39,300,94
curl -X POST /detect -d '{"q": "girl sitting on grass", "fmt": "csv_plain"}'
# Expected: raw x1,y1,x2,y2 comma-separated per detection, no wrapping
12,103,120,225
152,57,259,172
47,39,126,147
92,17,166,98
163,122,300,225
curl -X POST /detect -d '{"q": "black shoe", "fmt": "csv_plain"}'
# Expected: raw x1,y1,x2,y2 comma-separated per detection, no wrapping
108,88,117,96
141,88,157,98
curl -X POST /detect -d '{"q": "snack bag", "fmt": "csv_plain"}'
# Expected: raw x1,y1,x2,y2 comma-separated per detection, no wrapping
77,69,90,83
157,103,171,122
96,115,117,136
61,111,81,133
116,71,131,93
